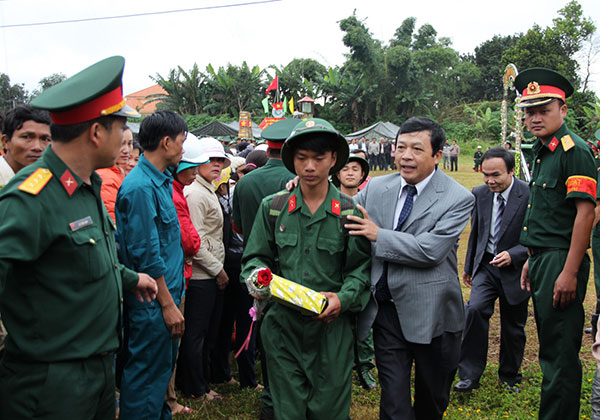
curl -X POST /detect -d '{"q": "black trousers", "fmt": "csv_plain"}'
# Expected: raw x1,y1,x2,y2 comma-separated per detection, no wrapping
450,156,458,171
210,253,258,388
176,279,223,397
458,254,528,385
374,301,461,420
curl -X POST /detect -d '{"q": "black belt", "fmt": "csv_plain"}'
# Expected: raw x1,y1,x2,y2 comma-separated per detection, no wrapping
526,247,562,257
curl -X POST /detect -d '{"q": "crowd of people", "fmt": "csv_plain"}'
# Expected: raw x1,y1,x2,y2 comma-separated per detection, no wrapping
1,56,600,420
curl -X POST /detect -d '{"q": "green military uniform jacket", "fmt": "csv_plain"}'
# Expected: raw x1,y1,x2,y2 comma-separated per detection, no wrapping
520,123,597,248
232,158,294,240
0,146,139,362
241,182,370,313
241,182,371,419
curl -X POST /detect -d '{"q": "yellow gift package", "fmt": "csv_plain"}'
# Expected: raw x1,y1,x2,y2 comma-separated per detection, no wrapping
270,274,328,316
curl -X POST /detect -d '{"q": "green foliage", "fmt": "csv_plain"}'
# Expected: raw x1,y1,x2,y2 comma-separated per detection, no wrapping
36,0,591,141
205,62,264,119
0,73,28,114
30,73,67,99
503,1,596,88
149,63,208,115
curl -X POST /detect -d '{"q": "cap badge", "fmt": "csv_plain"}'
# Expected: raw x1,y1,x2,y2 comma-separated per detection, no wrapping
527,81,541,95
305,121,315,128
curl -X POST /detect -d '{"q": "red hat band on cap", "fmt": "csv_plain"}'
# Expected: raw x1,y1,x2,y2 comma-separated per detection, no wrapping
49,86,125,125
521,82,566,102
267,140,283,149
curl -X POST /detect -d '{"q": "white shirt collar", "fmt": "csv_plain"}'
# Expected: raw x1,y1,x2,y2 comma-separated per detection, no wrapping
495,176,514,202
399,168,436,198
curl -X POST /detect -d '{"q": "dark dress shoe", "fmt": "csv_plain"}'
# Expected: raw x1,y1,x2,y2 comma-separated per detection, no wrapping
454,379,480,392
358,367,377,390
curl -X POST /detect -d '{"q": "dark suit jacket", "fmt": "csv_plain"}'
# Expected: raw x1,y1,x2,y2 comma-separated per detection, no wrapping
464,177,530,305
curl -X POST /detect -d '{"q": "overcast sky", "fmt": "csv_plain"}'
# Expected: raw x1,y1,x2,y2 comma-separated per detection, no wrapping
1,0,599,98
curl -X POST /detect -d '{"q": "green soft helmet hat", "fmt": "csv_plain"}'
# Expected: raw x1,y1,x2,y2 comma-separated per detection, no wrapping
331,154,370,187
281,118,349,175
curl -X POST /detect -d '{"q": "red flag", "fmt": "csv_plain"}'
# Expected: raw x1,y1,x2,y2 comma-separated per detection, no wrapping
266,75,278,93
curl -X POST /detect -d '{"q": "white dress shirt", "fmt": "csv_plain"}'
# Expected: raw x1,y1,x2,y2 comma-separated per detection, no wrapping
486,177,514,254
393,169,436,229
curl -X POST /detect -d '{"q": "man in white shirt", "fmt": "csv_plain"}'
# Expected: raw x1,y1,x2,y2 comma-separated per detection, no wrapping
0,105,51,188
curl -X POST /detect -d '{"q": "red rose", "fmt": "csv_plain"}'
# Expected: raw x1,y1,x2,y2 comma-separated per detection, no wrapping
257,269,273,287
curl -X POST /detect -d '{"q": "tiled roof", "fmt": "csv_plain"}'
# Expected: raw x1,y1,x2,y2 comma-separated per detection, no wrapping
124,85,167,115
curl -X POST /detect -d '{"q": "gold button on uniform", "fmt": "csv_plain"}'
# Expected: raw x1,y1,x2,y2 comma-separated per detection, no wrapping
528,204,531,209
523,226,528,231
543,183,547,188
89,238,96,244
532,182,536,186
536,159,541,163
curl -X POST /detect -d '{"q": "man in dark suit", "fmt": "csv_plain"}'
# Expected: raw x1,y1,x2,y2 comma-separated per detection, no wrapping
454,146,530,393
348,117,474,420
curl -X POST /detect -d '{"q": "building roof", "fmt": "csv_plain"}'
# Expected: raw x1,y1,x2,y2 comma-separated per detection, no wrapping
124,84,167,115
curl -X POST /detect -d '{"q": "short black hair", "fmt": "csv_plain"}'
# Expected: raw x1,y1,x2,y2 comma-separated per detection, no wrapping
51,115,124,143
266,147,281,158
2,105,51,140
481,146,515,172
289,134,337,156
396,117,445,156
138,110,187,151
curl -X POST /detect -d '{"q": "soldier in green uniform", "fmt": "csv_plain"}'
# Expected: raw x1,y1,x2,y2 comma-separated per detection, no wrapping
232,118,296,419
473,145,483,172
0,56,158,420
241,118,371,420
517,68,597,420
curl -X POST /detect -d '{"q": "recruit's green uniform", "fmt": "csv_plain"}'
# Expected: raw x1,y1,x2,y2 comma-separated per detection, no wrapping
0,146,139,419
520,123,597,420
241,183,371,420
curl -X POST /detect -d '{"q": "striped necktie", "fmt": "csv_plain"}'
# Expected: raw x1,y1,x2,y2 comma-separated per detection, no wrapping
494,194,505,252
375,185,417,302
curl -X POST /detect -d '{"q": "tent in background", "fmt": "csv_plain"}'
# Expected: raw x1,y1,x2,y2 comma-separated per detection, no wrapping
191,120,262,139
345,121,400,140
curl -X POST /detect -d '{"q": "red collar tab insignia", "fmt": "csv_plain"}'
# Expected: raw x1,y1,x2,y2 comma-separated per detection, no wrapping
288,195,296,213
60,170,78,196
561,134,575,152
18,168,53,195
332,199,341,216
548,137,559,152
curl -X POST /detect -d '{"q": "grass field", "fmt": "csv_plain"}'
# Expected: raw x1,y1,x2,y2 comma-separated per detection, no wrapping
175,157,599,419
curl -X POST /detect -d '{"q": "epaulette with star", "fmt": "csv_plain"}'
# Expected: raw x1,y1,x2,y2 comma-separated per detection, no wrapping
18,168,53,195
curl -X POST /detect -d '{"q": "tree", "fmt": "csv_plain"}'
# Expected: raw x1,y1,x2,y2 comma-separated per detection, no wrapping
271,58,327,101
503,0,596,88
205,62,264,118
30,73,67,98
0,74,28,115
148,64,207,115
470,35,522,101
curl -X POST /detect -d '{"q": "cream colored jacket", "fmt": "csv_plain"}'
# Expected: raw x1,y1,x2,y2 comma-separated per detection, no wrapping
184,174,224,280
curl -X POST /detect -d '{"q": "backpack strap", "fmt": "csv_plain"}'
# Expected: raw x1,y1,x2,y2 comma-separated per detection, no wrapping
268,190,291,232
